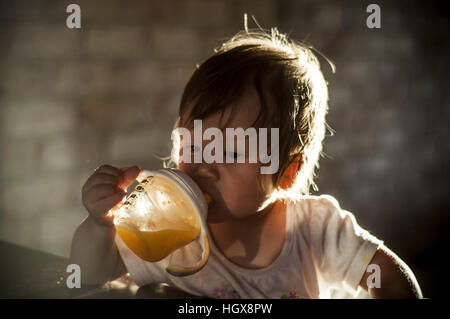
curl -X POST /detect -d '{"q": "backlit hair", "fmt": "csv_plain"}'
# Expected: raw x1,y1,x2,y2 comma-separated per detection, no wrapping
168,27,331,206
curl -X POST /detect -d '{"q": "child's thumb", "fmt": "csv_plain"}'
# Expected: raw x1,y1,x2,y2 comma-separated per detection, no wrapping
119,165,141,189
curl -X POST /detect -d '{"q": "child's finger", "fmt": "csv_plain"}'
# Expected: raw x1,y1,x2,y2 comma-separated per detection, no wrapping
82,173,120,194
118,166,141,190
91,190,127,215
85,184,124,202
94,164,122,176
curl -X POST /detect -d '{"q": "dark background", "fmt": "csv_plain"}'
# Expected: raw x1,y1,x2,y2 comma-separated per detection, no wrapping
0,0,448,298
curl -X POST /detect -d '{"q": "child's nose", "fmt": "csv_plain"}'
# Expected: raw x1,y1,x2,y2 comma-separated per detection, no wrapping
197,164,219,181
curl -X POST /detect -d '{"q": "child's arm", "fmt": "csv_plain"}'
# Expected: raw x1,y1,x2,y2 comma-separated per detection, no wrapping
359,246,423,298
70,215,125,285
70,165,141,286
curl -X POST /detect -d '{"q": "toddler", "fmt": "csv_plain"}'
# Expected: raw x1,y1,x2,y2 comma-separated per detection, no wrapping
70,28,422,299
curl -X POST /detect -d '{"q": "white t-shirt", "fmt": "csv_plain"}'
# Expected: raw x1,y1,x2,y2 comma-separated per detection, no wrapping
115,194,383,299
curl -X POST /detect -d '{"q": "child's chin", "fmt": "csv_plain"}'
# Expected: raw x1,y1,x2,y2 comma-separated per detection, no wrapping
206,208,231,224
206,214,227,224
206,209,252,224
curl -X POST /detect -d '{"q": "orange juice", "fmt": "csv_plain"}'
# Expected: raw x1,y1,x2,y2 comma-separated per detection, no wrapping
116,225,200,262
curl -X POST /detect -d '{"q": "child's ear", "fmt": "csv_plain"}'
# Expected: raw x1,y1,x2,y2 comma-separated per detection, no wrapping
279,155,302,190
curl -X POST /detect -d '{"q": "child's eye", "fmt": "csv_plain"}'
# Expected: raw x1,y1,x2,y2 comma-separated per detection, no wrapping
183,145,200,153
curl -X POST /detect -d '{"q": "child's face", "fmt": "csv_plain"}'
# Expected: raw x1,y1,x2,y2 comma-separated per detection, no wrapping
177,88,275,223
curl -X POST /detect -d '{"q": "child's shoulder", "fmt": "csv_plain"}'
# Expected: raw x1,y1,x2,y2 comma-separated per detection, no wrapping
286,193,342,211
284,193,349,222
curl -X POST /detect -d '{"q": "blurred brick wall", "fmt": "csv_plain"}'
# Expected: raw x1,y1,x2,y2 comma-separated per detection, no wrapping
0,0,448,297
278,0,449,297
0,0,278,256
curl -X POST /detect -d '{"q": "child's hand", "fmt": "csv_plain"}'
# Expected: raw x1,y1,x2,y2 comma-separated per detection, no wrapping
82,164,141,227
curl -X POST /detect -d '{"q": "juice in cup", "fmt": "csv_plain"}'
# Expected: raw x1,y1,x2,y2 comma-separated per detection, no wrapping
110,169,210,276
115,223,200,262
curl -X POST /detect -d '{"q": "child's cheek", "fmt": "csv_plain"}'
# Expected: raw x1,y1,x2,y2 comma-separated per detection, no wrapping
235,167,265,203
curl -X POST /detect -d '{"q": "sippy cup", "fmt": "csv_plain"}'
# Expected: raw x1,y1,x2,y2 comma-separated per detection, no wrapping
109,168,210,276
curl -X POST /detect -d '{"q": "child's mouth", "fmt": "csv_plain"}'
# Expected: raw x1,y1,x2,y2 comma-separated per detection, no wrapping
203,192,215,208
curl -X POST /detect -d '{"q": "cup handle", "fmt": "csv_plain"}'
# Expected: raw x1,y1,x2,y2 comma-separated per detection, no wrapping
165,227,210,276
